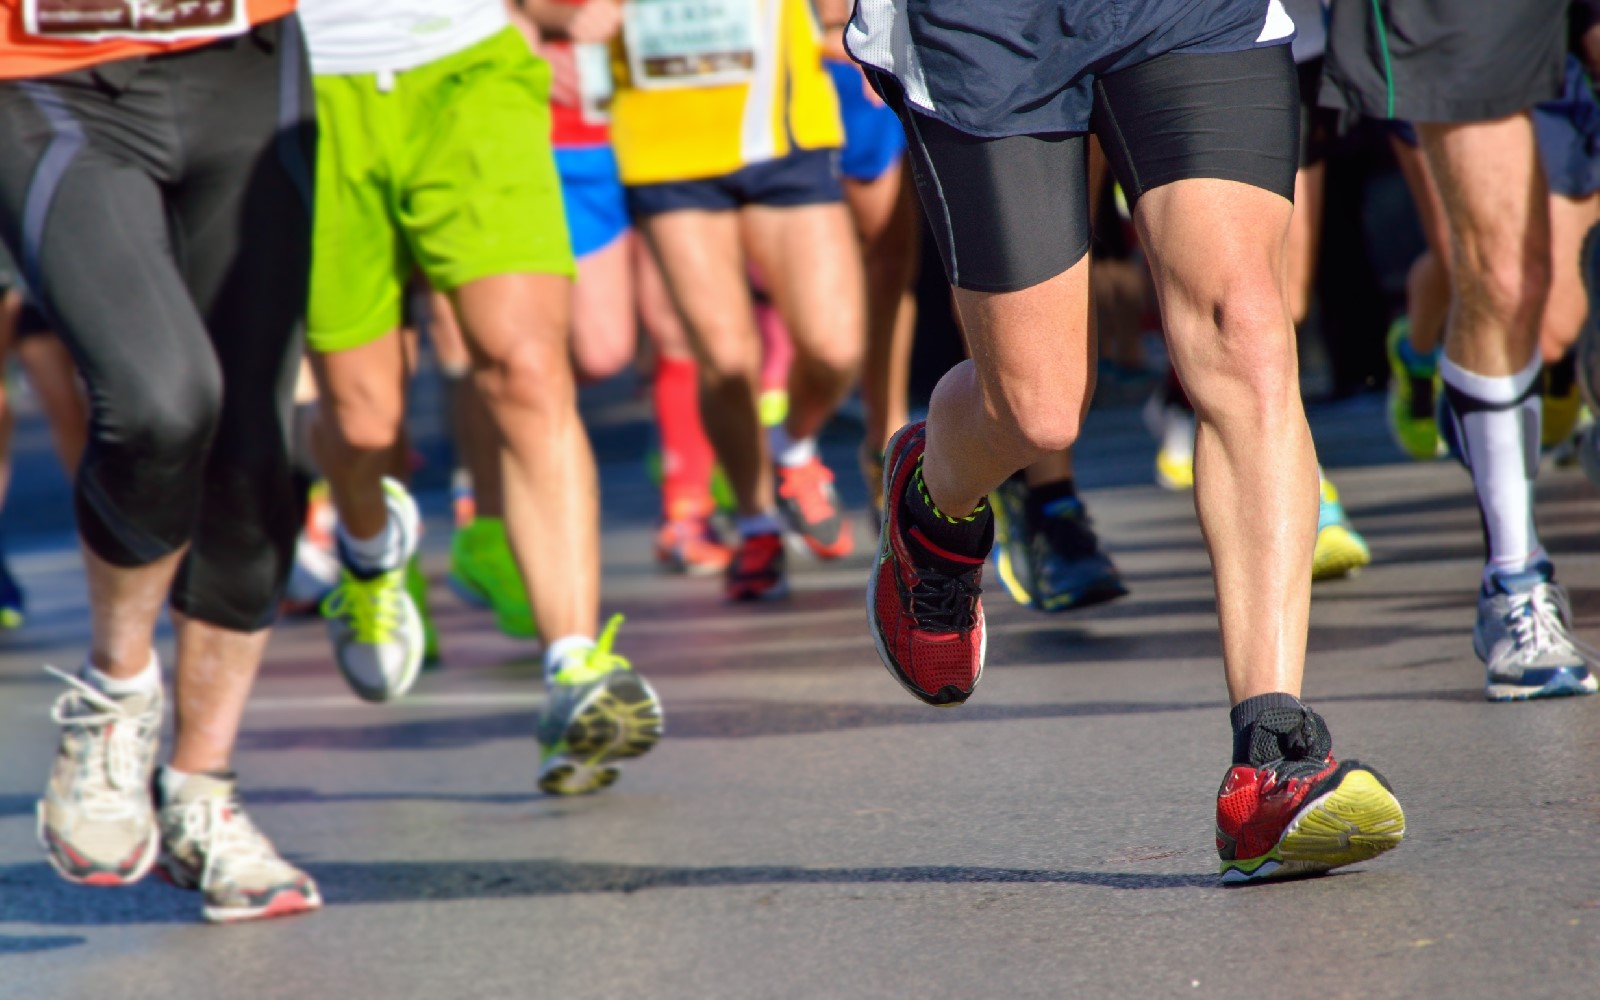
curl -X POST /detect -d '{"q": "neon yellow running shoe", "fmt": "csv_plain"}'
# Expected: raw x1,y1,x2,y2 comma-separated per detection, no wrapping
320,480,425,703
537,615,664,795
1313,477,1371,582
1386,319,1446,461
1542,365,1583,451
448,517,536,639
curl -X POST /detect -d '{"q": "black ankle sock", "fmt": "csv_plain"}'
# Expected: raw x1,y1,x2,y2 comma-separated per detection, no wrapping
1025,478,1078,528
1229,692,1306,764
902,462,993,568
1549,351,1577,396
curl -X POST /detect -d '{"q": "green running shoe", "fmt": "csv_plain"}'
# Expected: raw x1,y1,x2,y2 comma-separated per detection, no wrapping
448,517,536,639
537,615,664,796
320,479,425,703
1385,319,1446,461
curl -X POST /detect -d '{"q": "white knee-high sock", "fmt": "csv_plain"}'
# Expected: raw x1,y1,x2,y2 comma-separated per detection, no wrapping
1440,352,1545,582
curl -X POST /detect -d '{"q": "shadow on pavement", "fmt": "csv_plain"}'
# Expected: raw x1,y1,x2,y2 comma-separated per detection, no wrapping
0,858,1218,928
0,933,85,955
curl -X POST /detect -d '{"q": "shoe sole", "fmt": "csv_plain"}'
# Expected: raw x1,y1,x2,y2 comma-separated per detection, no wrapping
1220,769,1405,884
865,424,985,708
1485,666,1599,702
1036,576,1130,613
1312,525,1372,582
37,803,159,887
158,859,324,923
538,672,664,796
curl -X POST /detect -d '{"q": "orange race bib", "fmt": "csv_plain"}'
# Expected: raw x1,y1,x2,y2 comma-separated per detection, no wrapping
23,0,250,43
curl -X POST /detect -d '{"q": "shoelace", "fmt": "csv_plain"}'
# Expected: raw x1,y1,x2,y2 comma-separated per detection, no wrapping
555,614,630,686
908,563,982,632
778,461,837,526
322,571,406,643
1502,583,1600,664
44,666,152,822
179,795,283,893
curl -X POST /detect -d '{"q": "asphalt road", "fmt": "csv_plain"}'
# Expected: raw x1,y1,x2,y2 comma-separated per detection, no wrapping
2,393,1598,999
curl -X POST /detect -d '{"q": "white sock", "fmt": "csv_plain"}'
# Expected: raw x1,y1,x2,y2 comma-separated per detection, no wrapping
1441,352,1543,578
158,766,192,802
338,516,405,575
544,634,595,682
736,512,782,538
84,652,161,697
768,425,817,468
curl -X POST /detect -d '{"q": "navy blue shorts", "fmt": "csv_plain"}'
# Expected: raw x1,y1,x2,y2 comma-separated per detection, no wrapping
1533,57,1600,200
625,149,844,218
846,0,1294,138
826,59,906,182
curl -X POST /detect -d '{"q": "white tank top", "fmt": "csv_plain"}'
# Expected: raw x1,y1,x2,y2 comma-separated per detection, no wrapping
297,0,509,76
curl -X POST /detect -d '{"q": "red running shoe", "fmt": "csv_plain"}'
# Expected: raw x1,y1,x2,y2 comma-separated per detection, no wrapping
777,457,854,559
866,422,986,706
1217,706,1405,883
726,532,788,601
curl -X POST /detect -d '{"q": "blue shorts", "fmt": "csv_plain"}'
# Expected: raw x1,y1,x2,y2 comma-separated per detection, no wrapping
625,149,844,218
1533,56,1600,200
554,145,630,258
826,59,906,182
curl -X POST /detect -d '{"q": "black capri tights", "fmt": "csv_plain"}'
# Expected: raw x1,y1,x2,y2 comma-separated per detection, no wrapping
0,19,316,631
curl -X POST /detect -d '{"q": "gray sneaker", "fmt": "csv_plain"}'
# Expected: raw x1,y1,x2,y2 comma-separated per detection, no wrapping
537,615,664,795
36,665,162,886
156,770,322,924
321,478,424,702
1475,565,1599,702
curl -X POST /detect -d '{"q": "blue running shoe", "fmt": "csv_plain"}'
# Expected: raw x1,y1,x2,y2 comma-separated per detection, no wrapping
1476,563,1599,702
991,479,1127,613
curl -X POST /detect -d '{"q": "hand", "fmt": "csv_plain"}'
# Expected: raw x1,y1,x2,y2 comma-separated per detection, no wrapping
568,0,623,44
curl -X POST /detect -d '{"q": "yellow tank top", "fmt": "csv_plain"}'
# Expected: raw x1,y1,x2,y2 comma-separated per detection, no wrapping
609,0,843,186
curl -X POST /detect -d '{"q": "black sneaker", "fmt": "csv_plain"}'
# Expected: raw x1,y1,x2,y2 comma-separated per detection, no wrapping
991,479,1127,613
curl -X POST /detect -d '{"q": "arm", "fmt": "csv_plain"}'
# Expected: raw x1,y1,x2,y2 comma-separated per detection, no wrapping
523,0,624,44
814,0,851,62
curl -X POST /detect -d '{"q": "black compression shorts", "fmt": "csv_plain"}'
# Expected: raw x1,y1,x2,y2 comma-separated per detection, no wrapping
875,44,1299,293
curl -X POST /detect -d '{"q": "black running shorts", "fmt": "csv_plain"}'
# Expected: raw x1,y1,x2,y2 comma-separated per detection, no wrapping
873,44,1299,293
1320,0,1567,123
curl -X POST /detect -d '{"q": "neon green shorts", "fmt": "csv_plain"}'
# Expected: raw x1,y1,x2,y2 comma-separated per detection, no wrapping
308,27,574,353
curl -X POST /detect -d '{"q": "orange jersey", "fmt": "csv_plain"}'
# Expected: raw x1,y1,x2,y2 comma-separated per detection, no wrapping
0,0,297,80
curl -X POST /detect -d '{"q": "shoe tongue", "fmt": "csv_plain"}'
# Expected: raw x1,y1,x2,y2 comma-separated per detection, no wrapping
1247,707,1331,768
178,770,239,803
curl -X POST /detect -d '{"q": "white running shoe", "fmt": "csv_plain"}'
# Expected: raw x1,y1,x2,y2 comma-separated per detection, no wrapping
36,665,162,886
321,478,424,702
1475,564,1599,702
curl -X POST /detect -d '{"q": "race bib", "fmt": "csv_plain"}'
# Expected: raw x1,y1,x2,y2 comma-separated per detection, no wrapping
622,0,758,91
575,42,614,125
23,1,251,44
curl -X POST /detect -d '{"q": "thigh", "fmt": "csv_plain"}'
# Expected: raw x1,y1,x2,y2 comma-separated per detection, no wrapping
741,200,863,359
1418,116,1549,275
404,29,575,292
0,81,215,424
1092,44,1298,213
172,16,315,465
637,210,758,370
869,69,1088,293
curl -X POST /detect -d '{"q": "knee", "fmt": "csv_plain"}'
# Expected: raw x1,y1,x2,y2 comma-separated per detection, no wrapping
1171,278,1298,416
476,333,574,416
986,378,1085,456
1461,244,1552,327
326,380,405,453
694,329,761,393
797,332,862,388
571,326,635,384
117,361,223,463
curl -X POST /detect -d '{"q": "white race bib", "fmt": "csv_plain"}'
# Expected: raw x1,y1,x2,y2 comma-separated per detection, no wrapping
622,0,758,91
23,0,251,44
574,42,615,125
